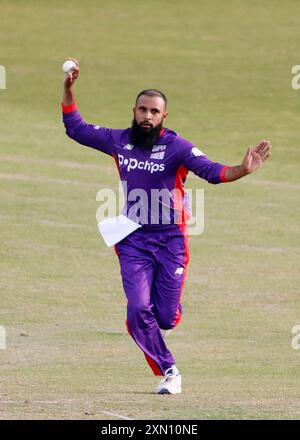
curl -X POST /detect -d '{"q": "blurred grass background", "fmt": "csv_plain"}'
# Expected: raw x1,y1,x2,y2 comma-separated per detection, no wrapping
0,0,299,419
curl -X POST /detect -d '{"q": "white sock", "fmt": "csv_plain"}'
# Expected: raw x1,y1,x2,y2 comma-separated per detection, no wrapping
166,365,179,375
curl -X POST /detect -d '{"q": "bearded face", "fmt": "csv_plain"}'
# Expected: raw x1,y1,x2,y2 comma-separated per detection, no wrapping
130,94,168,150
129,118,164,150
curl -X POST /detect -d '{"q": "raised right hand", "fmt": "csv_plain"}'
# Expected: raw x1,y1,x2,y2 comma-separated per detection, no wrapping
64,58,80,89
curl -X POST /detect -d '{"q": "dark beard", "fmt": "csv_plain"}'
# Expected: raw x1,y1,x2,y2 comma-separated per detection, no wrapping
129,118,163,150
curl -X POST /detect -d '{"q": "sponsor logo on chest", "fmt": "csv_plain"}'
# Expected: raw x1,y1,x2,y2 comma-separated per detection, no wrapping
117,153,165,174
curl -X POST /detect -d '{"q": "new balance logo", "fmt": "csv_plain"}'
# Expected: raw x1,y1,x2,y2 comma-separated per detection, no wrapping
124,143,134,150
175,267,184,275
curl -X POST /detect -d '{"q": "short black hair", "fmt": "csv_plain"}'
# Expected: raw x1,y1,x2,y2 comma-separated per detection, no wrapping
135,89,167,109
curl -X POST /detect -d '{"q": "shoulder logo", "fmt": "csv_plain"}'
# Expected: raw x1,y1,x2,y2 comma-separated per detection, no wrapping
192,147,205,157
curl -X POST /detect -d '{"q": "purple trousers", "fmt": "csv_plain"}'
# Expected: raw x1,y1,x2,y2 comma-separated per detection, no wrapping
115,224,189,376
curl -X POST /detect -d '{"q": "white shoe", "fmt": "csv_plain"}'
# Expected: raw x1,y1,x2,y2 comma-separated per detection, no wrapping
155,366,182,394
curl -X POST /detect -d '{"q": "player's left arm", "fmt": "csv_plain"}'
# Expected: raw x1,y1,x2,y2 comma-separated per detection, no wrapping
178,138,271,184
223,139,271,182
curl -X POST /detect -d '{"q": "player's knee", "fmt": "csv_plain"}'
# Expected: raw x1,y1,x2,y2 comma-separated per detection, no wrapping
127,302,151,325
156,313,176,330
157,306,183,330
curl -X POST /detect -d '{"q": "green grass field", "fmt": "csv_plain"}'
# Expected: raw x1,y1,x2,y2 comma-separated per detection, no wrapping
1,0,300,419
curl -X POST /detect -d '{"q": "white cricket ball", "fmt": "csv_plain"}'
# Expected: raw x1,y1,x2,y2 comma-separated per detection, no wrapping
62,60,76,73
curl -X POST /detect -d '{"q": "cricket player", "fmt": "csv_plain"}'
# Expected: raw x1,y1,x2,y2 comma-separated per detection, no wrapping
62,58,271,394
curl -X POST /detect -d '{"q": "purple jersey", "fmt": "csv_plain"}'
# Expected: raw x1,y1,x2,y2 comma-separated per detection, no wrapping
62,103,228,226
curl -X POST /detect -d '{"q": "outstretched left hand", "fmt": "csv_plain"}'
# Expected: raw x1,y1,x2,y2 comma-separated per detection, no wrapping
242,140,272,174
